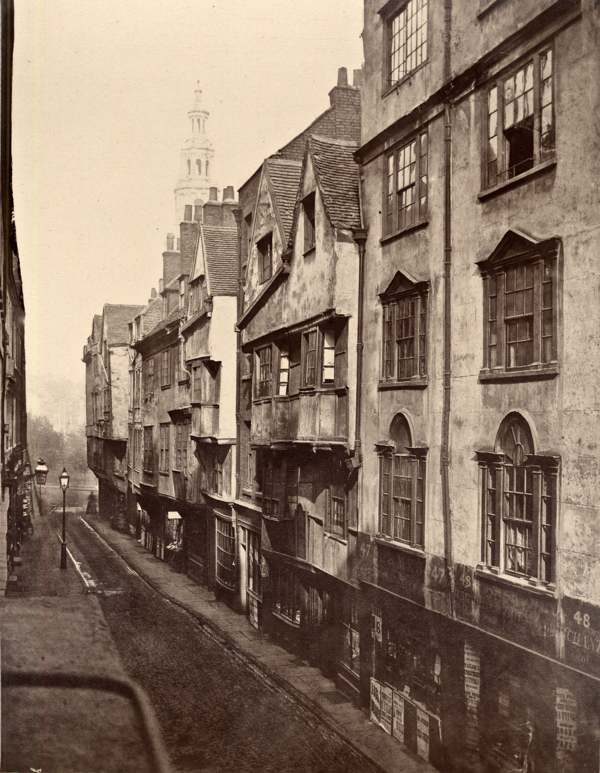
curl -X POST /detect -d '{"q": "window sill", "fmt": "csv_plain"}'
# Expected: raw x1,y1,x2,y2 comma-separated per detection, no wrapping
476,565,557,597
477,0,509,18
378,377,428,391
478,159,556,201
142,470,154,476
272,611,300,628
159,471,169,477
303,246,316,258
479,363,559,383
381,60,429,99
324,532,348,546
374,535,425,557
380,218,428,245
161,384,171,391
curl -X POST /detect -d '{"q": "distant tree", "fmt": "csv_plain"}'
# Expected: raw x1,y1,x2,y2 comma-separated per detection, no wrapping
27,413,65,476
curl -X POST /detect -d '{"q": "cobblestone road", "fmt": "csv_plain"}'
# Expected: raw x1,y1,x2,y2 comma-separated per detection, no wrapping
56,511,380,773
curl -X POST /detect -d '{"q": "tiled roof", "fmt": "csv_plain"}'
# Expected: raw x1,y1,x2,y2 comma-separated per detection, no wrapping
308,136,361,230
266,159,302,242
145,305,184,338
141,299,162,335
103,304,145,345
203,226,238,295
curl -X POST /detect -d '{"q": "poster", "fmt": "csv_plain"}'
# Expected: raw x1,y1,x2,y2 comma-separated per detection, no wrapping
556,688,577,752
370,678,381,726
392,691,405,744
464,641,481,711
380,684,393,735
416,708,430,761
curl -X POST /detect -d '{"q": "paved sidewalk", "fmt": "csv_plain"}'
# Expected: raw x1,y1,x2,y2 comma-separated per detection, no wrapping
82,512,437,773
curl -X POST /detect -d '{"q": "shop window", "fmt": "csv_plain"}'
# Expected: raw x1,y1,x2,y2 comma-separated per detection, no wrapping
478,413,558,584
258,233,272,284
303,192,316,253
379,414,426,548
247,529,262,598
385,0,428,88
485,48,554,188
216,518,235,590
143,426,154,473
478,232,559,377
384,131,428,236
273,565,302,625
159,423,170,473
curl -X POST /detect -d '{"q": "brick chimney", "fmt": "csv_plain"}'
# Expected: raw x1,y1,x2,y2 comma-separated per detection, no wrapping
328,66,361,143
179,204,200,281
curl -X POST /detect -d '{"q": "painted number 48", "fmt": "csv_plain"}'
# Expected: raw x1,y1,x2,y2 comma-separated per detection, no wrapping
573,611,591,628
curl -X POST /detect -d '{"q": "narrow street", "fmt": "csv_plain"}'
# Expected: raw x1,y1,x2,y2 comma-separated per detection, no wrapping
49,509,380,773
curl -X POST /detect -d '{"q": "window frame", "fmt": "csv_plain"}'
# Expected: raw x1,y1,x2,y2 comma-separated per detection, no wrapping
380,273,429,385
477,416,559,586
257,232,273,284
378,416,426,549
478,236,559,378
143,426,154,473
483,46,554,191
159,423,170,474
256,345,273,398
273,564,302,626
384,0,429,91
383,130,428,238
160,349,171,388
173,420,190,474
215,518,236,590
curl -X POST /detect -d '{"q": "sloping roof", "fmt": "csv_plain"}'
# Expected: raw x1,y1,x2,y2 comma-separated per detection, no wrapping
265,158,302,242
203,226,238,296
308,136,361,230
145,305,184,338
103,304,145,346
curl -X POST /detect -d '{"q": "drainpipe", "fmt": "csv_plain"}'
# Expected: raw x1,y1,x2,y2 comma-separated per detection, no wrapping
441,0,456,617
232,206,243,502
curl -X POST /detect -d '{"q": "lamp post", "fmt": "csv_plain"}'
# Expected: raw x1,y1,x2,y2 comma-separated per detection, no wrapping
59,467,69,570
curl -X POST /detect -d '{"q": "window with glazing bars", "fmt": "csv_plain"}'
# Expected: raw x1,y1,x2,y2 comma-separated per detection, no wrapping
382,292,427,381
174,421,189,472
258,233,273,284
387,0,428,87
385,132,428,235
216,519,236,590
143,426,154,472
160,349,171,387
479,415,557,584
379,415,425,547
486,49,554,188
159,423,170,472
483,255,556,372
257,346,272,397
303,330,318,387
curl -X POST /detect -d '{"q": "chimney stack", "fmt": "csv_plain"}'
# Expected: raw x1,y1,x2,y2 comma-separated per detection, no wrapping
150,288,157,299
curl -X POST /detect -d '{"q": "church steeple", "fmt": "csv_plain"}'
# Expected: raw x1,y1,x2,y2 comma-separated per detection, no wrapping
174,83,217,222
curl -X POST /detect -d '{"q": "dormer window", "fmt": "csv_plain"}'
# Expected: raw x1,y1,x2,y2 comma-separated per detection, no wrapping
303,192,316,253
258,233,273,284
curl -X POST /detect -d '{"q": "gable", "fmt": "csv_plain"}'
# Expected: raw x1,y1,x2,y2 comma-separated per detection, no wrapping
380,269,427,298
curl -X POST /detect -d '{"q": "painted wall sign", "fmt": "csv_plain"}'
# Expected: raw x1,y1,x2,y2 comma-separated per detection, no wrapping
372,609,383,643
392,691,405,743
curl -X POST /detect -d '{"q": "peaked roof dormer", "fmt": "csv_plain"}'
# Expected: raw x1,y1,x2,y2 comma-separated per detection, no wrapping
307,136,361,231
263,158,303,246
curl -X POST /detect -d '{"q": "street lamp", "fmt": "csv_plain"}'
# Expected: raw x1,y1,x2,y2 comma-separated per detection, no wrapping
35,459,48,486
59,467,70,570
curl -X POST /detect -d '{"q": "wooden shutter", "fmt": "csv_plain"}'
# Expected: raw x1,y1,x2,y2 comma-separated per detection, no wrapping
334,321,348,388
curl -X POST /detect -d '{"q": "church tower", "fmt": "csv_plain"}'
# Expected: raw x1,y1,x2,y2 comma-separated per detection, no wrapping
174,84,217,221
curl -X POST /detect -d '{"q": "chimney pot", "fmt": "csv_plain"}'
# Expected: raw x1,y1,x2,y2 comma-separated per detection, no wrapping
184,204,193,221
209,187,218,201
166,233,175,251
151,288,157,299
223,185,235,201
337,67,348,87
159,279,164,293
353,68,364,88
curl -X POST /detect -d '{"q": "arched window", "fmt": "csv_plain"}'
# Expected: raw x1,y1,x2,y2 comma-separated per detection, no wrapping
196,159,202,176
379,414,426,547
205,159,209,176
197,118,201,132
187,159,191,176
478,414,558,584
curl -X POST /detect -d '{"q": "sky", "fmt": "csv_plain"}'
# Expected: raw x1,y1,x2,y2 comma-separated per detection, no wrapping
12,0,364,418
